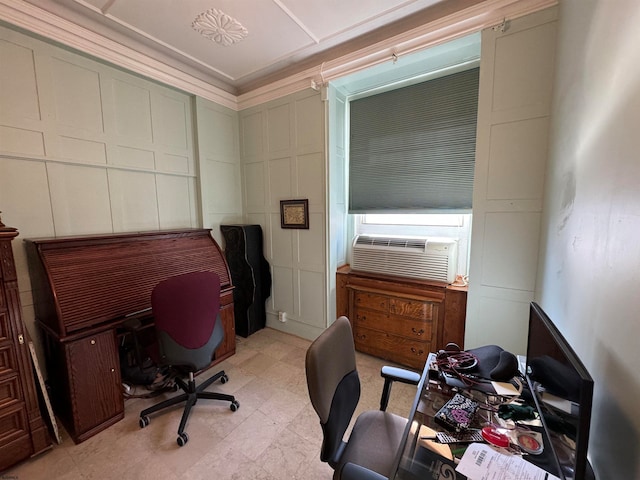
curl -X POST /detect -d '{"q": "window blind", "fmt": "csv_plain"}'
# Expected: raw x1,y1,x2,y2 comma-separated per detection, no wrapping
349,67,479,213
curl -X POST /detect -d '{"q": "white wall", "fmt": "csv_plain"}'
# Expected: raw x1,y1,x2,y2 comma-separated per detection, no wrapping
538,1,640,477
239,90,328,339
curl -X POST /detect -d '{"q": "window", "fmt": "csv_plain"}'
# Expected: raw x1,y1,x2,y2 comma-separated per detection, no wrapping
363,214,463,227
348,67,479,213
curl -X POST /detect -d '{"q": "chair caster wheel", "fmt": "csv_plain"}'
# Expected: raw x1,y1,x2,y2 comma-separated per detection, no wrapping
139,416,150,428
177,432,189,446
230,400,240,412
220,374,229,384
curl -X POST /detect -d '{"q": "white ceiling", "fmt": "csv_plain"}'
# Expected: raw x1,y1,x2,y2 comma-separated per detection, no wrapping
19,0,449,95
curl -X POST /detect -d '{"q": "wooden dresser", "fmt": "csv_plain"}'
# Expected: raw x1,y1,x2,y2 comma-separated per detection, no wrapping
336,265,467,370
25,229,235,443
0,220,50,471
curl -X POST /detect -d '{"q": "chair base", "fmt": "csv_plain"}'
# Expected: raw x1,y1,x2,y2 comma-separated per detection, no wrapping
139,368,239,446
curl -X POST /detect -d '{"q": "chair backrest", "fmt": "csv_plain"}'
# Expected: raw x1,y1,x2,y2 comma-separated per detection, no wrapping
152,271,222,371
305,316,360,467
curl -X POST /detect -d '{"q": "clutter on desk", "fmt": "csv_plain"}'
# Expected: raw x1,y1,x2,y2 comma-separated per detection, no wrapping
498,403,536,421
434,393,480,432
515,431,544,455
411,434,469,480
432,343,521,396
456,443,560,480
400,350,567,480
481,425,510,448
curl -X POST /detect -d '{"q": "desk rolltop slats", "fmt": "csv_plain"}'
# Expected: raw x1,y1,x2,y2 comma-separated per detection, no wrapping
26,229,232,337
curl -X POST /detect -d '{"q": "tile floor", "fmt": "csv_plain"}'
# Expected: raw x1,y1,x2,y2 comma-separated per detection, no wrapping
7,327,418,480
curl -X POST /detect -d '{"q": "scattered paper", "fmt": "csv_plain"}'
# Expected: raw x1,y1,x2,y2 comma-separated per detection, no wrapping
492,381,520,396
456,443,560,480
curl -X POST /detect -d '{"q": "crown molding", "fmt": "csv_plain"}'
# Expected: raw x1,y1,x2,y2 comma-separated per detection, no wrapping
239,0,556,109
1,0,556,111
237,66,321,111
316,0,558,84
0,0,238,110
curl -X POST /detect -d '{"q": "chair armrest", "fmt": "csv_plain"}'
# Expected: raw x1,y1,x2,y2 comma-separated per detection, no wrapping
341,463,389,480
381,366,421,385
379,366,421,411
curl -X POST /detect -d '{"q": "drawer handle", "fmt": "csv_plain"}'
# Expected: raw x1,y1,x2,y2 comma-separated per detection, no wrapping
411,328,425,336
410,347,424,356
90,339,96,345
356,334,366,340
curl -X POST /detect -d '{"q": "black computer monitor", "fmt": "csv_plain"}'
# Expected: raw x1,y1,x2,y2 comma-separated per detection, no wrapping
525,302,594,480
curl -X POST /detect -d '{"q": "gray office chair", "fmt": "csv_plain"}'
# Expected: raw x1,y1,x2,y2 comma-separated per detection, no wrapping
138,271,239,446
305,316,421,480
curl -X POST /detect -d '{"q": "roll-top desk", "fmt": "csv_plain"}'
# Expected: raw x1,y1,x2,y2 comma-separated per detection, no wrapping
336,265,467,371
25,229,236,443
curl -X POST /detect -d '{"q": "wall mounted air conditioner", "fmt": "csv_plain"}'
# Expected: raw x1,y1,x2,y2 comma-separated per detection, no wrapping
351,235,458,283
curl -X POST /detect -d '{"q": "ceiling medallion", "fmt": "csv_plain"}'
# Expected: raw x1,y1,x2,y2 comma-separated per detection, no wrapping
192,8,248,47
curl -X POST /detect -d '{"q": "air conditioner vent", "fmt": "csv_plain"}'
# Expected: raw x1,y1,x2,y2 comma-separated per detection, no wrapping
351,235,458,283
354,236,427,251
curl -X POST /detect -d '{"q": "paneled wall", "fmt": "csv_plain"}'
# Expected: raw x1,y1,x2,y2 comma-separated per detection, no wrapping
194,97,243,245
239,90,327,339
0,25,199,356
327,85,348,323
466,7,557,354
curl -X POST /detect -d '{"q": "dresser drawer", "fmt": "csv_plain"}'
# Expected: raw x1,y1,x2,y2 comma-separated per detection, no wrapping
353,291,389,313
354,308,432,340
389,298,435,320
353,325,429,370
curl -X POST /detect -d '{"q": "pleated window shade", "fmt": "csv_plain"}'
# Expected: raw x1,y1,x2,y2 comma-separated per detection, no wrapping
349,67,479,213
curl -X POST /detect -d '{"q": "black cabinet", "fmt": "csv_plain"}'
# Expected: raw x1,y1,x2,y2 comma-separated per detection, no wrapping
220,225,271,337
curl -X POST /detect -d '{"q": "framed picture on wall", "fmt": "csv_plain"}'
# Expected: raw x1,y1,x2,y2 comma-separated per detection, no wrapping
280,199,309,229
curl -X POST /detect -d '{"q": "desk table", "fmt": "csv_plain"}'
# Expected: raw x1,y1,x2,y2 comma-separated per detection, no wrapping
391,353,562,480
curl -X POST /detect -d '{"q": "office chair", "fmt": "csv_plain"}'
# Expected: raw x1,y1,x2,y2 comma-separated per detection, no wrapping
138,271,240,446
305,316,421,480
